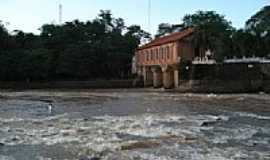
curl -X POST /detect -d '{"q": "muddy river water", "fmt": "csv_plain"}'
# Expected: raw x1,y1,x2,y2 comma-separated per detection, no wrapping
0,89,270,160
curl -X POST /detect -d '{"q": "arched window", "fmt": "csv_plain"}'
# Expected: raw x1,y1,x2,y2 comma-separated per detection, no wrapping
161,47,164,59
146,50,149,61
170,46,173,59
155,48,158,60
159,48,162,59
151,49,154,60
166,46,170,59
142,51,144,62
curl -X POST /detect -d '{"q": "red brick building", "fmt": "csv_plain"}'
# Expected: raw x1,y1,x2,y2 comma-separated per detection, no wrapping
134,28,209,88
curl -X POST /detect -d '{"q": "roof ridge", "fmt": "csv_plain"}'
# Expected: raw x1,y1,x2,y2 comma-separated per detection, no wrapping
137,28,194,50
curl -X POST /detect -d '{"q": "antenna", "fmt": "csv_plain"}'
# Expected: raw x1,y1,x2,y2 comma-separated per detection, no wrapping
59,3,62,24
148,0,151,34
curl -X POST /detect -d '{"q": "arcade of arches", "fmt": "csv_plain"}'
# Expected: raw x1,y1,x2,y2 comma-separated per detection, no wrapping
135,28,196,89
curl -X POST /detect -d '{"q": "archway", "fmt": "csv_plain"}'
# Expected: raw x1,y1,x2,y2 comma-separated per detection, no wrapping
151,66,163,88
143,67,153,87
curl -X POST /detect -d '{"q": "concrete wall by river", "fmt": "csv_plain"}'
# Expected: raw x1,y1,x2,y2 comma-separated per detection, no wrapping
177,63,270,93
0,80,134,89
0,63,270,93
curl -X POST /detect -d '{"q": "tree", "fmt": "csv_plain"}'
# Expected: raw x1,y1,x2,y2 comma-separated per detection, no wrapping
245,5,270,57
0,11,149,81
182,11,234,61
232,29,255,57
246,6,270,35
125,25,151,47
0,21,10,49
155,23,183,38
39,10,150,80
13,30,42,49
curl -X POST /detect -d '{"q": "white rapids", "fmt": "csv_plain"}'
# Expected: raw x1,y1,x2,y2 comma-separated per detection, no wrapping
0,90,269,160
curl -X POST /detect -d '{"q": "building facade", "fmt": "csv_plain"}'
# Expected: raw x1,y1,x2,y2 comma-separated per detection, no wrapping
135,28,207,88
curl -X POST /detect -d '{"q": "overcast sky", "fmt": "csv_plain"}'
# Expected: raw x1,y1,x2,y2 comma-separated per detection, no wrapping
0,0,269,35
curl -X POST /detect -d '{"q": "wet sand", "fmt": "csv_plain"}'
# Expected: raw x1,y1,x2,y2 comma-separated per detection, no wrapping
0,89,270,160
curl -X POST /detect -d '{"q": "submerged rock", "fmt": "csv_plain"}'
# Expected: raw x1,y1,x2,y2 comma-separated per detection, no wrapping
120,140,160,151
11,137,19,141
201,121,217,127
0,142,5,146
200,116,223,127
80,157,100,160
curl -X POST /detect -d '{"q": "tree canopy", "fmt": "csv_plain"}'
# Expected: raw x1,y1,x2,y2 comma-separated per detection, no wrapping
229,6,270,58
1,6,270,81
0,10,150,81
155,11,234,61
156,7,270,60
182,11,234,61
246,5,270,35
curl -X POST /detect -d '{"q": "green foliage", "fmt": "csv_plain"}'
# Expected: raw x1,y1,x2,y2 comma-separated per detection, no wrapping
155,23,184,38
246,6,270,35
155,7,270,60
0,49,50,80
1,6,270,81
244,5,270,57
0,10,150,81
182,11,234,61
0,21,10,49
231,29,267,58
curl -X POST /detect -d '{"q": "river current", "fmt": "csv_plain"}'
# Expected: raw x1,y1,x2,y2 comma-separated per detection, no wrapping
0,89,269,160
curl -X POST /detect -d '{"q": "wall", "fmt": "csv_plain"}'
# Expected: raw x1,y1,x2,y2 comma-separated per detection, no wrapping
261,63,270,93
177,63,270,93
136,42,178,67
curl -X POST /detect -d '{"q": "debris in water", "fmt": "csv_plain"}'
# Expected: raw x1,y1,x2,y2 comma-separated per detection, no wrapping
48,103,53,114
207,93,217,98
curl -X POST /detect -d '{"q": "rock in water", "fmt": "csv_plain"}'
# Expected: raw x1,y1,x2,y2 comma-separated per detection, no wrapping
120,140,160,150
201,121,217,127
80,157,100,160
0,142,4,146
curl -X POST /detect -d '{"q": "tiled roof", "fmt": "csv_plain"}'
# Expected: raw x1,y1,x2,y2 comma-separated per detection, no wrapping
137,28,194,50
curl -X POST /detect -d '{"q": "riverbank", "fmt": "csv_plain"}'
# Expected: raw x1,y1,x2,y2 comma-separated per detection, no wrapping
0,80,134,90
0,79,269,94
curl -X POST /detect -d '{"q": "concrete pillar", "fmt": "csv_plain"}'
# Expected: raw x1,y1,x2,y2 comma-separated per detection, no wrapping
174,69,179,88
162,66,174,89
151,67,163,88
143,67,153,87
171,65,180,88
